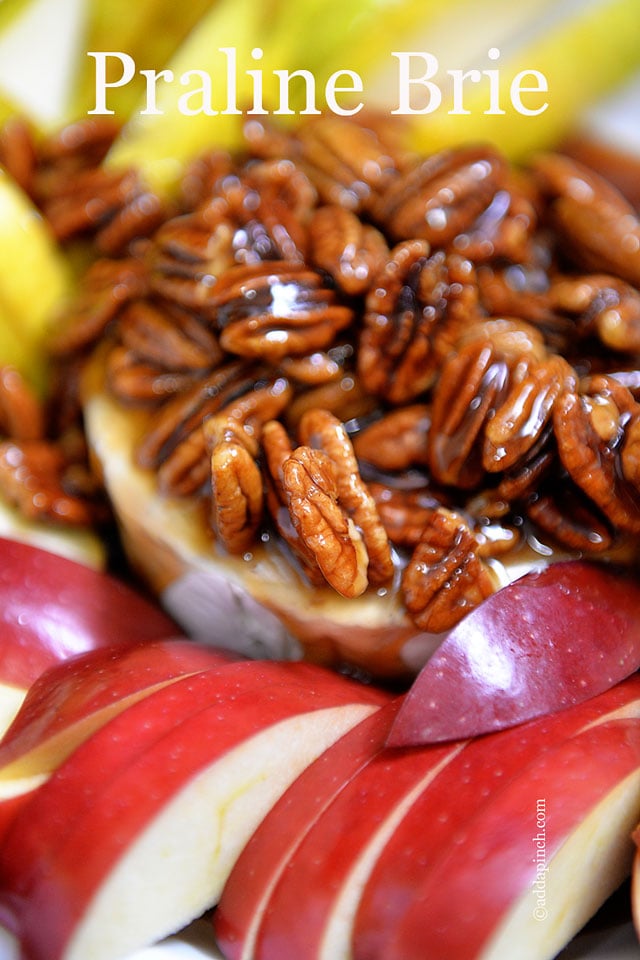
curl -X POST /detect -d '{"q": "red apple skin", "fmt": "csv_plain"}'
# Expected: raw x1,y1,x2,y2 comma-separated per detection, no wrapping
0,537,180,688
384,716,640,960
388,560,640,746
0,637,239,778
0,661,385,902
354,673,640,960
247,733,467,960
0,661,388,959
214,697,403,960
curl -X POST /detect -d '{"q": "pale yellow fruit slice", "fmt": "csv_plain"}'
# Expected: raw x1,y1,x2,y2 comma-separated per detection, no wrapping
0,495,106,570
105,0,278,195
0,168,71,385
68,0,218,121
356,0,640,159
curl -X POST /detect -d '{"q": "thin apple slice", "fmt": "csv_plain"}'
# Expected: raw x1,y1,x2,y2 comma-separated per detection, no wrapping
242,675,640,960
353,673,640,960
0,637,237,785
239,734,469,960
0,537,179,689
388,560,640,746
381,712,640,960
0,660,388,960
213,697,402,960
0,664,334,905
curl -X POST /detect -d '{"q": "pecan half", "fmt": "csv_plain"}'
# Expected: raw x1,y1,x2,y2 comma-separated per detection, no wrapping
483,354,576,472
282,445,369,598
212,261,354,362
135,361,250,473
369,482,442,548
261,418,326,585
358,243,481,404
428,320,546,489
48,257,148,357
117,299,221,373
374,145,508,248
293,115,401,212
105,348,201,405
533,152,640,287
549,273,640,353
553,374,640,534
401,507,497,632
525,478,614,553
352,404,431,473
205,414,264,554
309,205,389,296
298,408,394,586
0,440,93,525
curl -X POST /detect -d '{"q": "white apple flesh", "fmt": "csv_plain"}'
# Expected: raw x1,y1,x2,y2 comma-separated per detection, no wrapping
0,659,388,960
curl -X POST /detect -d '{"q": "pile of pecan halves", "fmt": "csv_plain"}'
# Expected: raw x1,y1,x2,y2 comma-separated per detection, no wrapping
3,113,640,635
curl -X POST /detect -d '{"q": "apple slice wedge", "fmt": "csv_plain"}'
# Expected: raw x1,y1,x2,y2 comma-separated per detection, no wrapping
0,636,238,786
0,636,233,845
353,672,640,960
0,537,179,690
213,697,403,960
0,663,331,911
242,674,640,960
0,659,388,960
387,560,640,746
234,731,469,960
380,711,640,960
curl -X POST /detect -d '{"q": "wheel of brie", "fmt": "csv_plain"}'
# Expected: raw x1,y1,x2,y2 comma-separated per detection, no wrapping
50,114,640,680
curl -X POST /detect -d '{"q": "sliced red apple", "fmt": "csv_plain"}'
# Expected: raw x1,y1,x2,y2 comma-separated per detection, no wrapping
0,537,180,690
0,659,388,960
244,675,640,960
0,636,238,786
237,733,469,960
382,714,640,960
0,663,314,912
388,560,640,746
354,672,640,960
213,697,403,960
